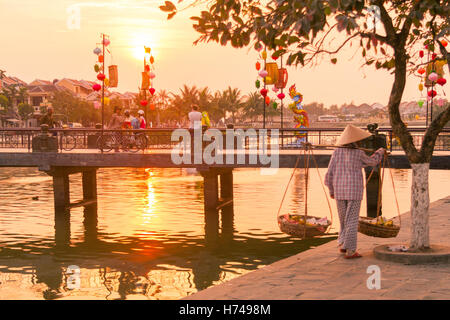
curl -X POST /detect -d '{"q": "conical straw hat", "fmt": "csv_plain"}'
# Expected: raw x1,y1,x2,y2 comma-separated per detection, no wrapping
336,124,371,146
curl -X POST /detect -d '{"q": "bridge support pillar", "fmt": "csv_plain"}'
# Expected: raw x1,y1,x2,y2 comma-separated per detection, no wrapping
82,169,97,201
201,170,219,212
53,173,70,211
220,169,233,200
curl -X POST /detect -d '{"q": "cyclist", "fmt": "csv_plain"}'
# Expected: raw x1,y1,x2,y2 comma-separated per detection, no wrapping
122,110,133,129
137,110,146,129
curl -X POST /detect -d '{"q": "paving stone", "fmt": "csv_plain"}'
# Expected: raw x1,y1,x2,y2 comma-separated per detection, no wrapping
185,196,450,300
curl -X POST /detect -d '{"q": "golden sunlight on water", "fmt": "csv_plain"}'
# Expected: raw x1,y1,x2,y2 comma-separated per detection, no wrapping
0,167,449,299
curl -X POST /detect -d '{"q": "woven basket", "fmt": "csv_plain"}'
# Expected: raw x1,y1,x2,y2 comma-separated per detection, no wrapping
278,214,331,238
358,217,400,238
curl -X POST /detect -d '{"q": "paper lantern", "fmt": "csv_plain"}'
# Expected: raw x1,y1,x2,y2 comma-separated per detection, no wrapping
141,72,150,90
418,83,423,91
259,70,268,78
265,96,270,104
417,100,424,107
275,68,288,89
428,72,438,82
104,78,109,87
441,40,448,47
108,65,118,88
98,55,104,63
272,53,279,60
417,68,426,75
150,103,156,111
103,39,110,46
264,62,279,85
144,65,150,72
261,51,267,60
272,101,277,109
260,88,268,97
97,73,106,81
140,100,148,107
150,56,155,64
102,97,110,105
431,53,437,60
92,83,101,91
255,79,260,88
94,64,100,73
149,72,156,79
255,62,261,71
93,47,102,55
419,50,424,58
415,115,419,120
149,87,156,95
427,90,437,98
437,78,447,86
277,93,285,99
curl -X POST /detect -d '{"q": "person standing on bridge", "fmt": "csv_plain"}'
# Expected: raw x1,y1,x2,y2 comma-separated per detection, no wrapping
188,104,202,129
108,105,124,152
325,124,386,259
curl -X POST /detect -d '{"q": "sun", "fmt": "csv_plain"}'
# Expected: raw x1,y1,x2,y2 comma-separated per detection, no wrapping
130,33,159,61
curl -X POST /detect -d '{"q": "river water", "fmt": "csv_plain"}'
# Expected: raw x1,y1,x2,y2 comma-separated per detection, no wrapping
0,167,449,299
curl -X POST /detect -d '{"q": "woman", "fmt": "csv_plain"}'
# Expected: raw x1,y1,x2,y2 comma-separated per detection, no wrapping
325,125,386,259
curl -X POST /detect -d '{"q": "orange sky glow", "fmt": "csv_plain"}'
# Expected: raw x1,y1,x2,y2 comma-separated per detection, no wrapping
0,0,428,107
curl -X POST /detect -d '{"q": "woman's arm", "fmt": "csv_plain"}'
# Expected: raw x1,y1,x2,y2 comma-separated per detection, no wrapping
360,148,385,167
324,152,336,198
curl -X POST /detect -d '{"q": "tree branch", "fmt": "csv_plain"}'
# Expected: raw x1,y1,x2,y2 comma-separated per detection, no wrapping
373,0,397,46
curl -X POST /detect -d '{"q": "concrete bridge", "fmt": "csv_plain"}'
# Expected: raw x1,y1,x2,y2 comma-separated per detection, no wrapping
0,149,449,212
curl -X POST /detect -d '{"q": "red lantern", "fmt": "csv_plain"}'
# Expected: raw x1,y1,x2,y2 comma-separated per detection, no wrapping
441,40,448,47
149,87,156,95
144,65,150,72
97,73,106,81
256,62,261,71
265,96,270,104
92,83,101,91
419,50,424,58
432,53,437,60
417,68,426,75
277,93,285,100
427,90,437,98
140,100,148,107
272,53,279,60
150,103,155,111
437,78,447,86
98,55,104,63
260,88,268,97
150,56,155,64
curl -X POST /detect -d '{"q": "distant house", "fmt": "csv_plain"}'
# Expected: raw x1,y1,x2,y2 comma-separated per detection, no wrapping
55,78,95,98
26,79,67,126
0,75,27,90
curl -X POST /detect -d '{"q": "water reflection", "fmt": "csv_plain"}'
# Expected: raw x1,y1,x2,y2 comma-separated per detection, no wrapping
0,167,449,299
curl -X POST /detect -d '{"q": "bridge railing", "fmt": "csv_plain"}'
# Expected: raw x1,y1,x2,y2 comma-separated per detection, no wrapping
0,127,449,152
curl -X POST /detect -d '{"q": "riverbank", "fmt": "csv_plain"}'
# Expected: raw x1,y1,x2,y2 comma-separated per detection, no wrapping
186,196,450,300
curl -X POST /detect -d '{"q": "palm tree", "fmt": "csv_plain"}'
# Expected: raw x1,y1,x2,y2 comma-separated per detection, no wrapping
222,86,243,124
242,91,263,123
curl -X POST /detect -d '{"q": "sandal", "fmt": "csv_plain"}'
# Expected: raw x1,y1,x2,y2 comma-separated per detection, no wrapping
345,252,362,259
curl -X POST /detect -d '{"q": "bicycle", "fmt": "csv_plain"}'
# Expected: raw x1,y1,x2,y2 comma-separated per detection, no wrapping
97,131,147,153
60,131,77,151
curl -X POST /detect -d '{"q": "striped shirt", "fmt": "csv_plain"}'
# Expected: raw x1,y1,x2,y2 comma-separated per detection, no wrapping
324,147,385,200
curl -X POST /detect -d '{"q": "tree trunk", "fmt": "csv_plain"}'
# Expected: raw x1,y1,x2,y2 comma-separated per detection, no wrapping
409,163,430,251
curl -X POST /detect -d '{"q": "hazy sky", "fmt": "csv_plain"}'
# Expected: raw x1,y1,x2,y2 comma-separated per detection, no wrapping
0,0,428,107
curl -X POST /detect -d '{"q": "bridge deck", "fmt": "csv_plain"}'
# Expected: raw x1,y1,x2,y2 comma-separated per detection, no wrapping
0,149,449,169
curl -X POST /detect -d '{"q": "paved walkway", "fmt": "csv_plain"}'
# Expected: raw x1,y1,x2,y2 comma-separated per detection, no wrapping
186,196,450,300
